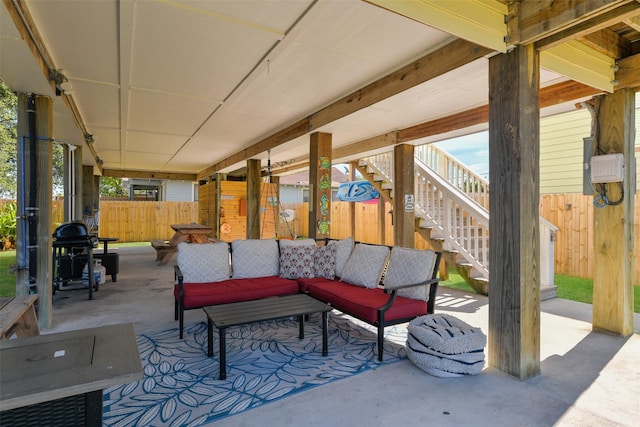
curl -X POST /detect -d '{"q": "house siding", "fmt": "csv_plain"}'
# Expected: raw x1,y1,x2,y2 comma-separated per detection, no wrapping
540,97,640,195
540,109,591,194
165,181,196,201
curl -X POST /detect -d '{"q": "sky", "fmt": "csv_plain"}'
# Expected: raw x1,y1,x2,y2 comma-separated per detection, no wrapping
435,131,489,179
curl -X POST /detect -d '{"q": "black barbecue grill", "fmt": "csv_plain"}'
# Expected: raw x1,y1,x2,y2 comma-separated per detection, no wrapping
52,221,99,299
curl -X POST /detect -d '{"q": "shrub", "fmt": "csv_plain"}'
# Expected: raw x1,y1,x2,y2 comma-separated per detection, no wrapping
0,201,16,250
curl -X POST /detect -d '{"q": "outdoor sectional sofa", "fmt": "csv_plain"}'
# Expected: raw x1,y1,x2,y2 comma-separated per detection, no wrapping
174,237,442,361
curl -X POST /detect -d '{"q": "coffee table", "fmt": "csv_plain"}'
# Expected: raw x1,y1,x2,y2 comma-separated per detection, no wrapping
203,294,332,380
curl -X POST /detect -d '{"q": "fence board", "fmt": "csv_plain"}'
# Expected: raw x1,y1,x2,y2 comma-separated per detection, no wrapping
3,193,638,284
539,193,639,284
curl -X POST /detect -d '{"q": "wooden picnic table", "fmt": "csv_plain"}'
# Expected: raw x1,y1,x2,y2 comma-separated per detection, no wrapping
0,295,39,340
169,223,213,245
151,223,213,266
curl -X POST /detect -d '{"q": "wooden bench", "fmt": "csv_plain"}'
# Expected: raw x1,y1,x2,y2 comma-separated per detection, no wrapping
150,239,177,265
0,295,39,339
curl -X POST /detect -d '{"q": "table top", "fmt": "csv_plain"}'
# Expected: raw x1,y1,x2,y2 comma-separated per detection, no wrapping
0,323,142,411
98,237,118,242
171,223,212,232
203,294,332,329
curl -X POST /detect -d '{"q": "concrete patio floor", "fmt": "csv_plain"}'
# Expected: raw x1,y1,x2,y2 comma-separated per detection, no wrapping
46,245,640,426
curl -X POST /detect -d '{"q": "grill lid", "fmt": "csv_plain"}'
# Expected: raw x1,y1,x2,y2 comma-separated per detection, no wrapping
53,221,97,247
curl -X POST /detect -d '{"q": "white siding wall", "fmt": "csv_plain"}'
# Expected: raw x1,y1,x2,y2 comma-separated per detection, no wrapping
165,181,196,201
539,94,640,195
539,109,591,194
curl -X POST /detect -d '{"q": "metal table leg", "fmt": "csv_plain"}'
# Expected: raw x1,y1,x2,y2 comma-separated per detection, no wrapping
219,327,227,380
322,311,328,356
207,317,214,357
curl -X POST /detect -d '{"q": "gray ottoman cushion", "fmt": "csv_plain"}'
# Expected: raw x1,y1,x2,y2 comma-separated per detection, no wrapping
406,314,486,377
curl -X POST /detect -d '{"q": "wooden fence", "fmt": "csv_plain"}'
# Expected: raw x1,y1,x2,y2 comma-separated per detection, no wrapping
539,192,640,284
2,195,638,283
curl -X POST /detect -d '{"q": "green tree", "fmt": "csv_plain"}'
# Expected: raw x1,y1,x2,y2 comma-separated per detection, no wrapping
0,80,65,198
0,80,17,199
100,176,127,197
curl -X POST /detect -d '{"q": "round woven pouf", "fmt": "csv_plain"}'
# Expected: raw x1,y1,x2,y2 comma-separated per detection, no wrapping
406,314,486,377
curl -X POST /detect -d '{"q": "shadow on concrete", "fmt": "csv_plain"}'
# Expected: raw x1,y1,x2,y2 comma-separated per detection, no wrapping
434,288,488,313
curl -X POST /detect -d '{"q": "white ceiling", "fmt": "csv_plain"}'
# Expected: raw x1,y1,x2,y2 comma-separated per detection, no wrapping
1,0,581,177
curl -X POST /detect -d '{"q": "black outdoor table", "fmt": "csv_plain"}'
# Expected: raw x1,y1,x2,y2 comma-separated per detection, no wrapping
203,294,332,380
94,237,119,282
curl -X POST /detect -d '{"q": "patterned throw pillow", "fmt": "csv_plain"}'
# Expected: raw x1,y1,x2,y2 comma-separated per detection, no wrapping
383,247,436,300
328,237,354,278
314,244,336,279
339,243,390,288
279,245,316,279
231,239,280,278
279,238,316,248
177,242,230,283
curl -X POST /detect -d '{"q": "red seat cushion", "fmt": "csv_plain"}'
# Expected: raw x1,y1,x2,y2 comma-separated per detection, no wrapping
303,280,427,324
175,276,299,309
296,277,339,293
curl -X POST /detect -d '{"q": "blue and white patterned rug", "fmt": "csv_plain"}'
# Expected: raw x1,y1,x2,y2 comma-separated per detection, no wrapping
103,313,407,426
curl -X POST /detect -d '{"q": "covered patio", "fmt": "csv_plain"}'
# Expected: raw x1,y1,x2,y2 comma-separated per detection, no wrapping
46,244,640,426
1,0,638,405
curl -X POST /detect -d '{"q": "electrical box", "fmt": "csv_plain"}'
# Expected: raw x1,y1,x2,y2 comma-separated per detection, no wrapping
590,153,624,183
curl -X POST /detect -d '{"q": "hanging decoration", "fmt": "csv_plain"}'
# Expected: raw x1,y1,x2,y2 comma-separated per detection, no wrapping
337,181,380,202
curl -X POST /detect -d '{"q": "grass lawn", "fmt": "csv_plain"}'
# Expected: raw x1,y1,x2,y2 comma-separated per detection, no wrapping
439,268,640,314
0,242,151,297
2,248,639,314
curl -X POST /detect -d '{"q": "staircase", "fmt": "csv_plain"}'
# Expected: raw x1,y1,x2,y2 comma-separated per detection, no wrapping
357,145,557,298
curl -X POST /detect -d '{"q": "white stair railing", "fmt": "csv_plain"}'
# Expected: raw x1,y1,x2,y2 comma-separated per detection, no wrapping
362,146,558,288
415,144,489,209
361,152,490,279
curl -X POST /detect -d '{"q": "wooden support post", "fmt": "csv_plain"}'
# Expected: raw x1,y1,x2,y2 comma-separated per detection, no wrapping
393,144,415,248
246,159,261,239
488,44,541,380
378,196,386,245
35,95,53,330
82,165,94,216
309,132,332,240
349,162,357,239
591,90,635,336
215,175,223,239
270,176,280,238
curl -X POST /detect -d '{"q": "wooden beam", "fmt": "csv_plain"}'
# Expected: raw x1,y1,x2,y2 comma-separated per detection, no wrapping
3,0,103,172
518,0,638,46
541,41,616,92
102,169,197,181
366,0,508,52
332,132,399,161
591,90,635,336
625,15,640,31
398,105,488,143
197,38,492,179
488,44,540,380
270,80,600,176
398,80,600,143
534,2,640,50
581,28,632,59
615,52,640,89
